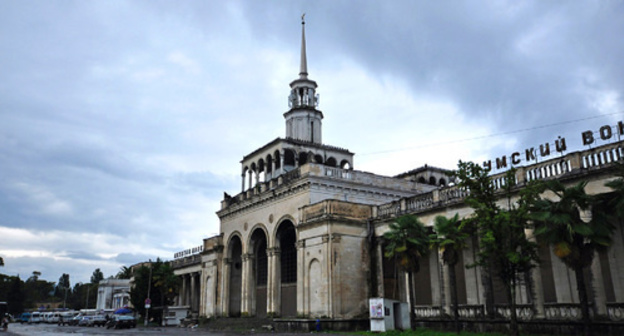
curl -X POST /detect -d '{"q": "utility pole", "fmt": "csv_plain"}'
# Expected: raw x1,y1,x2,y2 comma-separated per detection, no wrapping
144,260,152,327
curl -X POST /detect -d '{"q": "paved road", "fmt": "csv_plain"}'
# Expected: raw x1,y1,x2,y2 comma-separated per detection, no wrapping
2,323,270,336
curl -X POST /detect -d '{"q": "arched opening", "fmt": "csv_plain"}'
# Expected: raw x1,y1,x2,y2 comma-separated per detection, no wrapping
274,150,281,171
265,154,273,180
298,152,309,166
326,157,337,167
314,154,323,164
429,176,437,185
258,159,266,183
340,160,351,169
250,228,268,317
418,176,426,184
284,149,296,172
276,220,297,317
439,178,446,186
228,236,243,316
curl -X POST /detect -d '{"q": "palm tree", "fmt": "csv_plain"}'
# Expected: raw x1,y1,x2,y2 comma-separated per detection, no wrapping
433,213,467,334
116,266,133,279
531,180,615,336
383,215,431,319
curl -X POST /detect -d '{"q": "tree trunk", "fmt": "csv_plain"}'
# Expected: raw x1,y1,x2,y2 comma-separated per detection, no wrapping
575,266,591,336
448,263,460,334
408,271,416,325
507,279,519,336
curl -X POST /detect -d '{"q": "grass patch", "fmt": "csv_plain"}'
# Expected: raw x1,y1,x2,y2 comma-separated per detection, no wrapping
349,328,511,336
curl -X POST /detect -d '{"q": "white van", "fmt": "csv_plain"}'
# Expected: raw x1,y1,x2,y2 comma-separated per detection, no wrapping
29,312,41,324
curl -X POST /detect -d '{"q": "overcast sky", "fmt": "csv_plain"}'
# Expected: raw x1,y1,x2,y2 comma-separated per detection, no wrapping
1,1,623,285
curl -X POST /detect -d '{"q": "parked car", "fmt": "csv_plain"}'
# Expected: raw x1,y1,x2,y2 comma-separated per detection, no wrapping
77,316,92,327
58,311,78,326
18,313,30,324
106,315,136,329
69,314,83,326
86,315,107,327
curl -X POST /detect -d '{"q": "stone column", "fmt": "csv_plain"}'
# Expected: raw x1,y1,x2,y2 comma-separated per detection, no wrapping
248,171,253,190
181,274,188,306
241,253,254,315
296,240,306,316
267,248,281,315
279,150,285,176
241,171,245,192
221,258,231,315
190,273,197,312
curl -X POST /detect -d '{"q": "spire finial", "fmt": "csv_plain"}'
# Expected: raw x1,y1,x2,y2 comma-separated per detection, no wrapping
299,13,308,79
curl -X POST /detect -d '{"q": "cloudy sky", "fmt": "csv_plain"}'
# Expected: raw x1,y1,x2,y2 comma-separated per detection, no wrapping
1,1,623,285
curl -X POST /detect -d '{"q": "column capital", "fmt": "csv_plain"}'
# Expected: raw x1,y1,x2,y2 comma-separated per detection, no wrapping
223,257,232,264
242,253,254,261
295,240,306,249
267,247,281,256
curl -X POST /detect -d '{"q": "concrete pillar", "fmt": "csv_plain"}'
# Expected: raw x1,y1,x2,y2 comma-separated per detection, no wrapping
591,251,607,316
608,220,624,302
429,249,442,306
267,248,281,315
526,228,545,317
375,243,385,298
551,247,578,303
241,172,245,192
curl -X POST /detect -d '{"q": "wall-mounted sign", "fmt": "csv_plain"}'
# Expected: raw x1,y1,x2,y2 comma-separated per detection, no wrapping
483,120,624,172
173,245,204,259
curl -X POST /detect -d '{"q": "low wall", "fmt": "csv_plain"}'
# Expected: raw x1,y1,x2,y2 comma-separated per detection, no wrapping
273,318,369,332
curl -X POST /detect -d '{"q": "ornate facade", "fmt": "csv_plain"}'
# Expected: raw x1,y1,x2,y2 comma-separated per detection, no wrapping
171,19,624,326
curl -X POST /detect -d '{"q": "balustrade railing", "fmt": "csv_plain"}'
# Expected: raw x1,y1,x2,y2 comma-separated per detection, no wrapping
543,303,585,320
377,201,400,218
494,304,535,320
406,193,433,212
413,305,443,318
457,304,485,318
607,303,624,321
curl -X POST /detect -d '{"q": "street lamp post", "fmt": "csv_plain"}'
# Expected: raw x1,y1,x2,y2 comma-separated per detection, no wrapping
144,260,152,327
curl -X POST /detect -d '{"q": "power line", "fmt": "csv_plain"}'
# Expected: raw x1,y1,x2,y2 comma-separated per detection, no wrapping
360,112,624,156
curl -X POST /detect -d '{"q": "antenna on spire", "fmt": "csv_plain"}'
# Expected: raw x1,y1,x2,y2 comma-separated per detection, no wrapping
301,13,305,24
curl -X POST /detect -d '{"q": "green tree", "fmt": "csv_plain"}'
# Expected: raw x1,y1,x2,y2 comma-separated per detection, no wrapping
383,215,431,320
531,180,615,336
455,163,540,336
91,268,104,284
0,256,4,266
453,161,498,318
130,259,179,325
56,273,71,308
432,213,468,334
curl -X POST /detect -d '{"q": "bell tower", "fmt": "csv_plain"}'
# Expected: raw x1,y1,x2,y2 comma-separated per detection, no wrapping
284,15,323,144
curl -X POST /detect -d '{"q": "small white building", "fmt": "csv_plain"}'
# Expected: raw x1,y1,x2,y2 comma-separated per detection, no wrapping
96,278,131,311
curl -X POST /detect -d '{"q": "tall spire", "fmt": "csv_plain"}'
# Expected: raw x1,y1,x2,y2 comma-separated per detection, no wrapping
299,13,308,79
285,14,323,144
